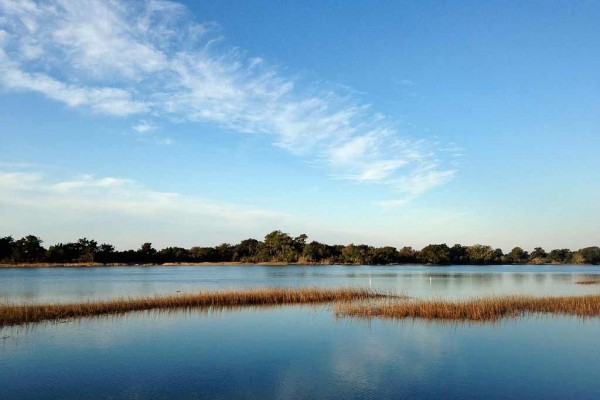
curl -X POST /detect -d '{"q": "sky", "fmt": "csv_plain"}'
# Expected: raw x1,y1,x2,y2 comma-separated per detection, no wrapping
0,0,598,251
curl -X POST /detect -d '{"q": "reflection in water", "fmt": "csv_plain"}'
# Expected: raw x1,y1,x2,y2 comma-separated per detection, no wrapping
1,306,600,399
2,265,600,398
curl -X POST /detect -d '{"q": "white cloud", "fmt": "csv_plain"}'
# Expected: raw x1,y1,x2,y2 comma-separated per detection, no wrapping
0,0,459,198
52,175,133,192
0,47,150,115
0,170,297,248
0,170,408,249
0,171,42,189
131,120,173,145
0,171,284,220
50,1,168,79
132,120,157,133
396,169,456,196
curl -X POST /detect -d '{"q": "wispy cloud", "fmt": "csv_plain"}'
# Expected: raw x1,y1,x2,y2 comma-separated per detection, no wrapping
132,120,157,134
0,0,459,199
0,170,295,247
0,170,390,248
131,119,170,144
0,171,283,221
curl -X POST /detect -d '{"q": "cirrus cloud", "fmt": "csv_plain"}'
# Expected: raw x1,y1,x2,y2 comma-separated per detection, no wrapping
0,0,460,200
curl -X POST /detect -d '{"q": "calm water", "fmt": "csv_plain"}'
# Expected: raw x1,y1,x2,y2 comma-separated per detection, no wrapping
2,265,600,399
1,264,600,303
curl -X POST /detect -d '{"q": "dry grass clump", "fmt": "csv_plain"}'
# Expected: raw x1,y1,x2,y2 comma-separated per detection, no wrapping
335,294,600,321
0,287,386,327
575,279,600,285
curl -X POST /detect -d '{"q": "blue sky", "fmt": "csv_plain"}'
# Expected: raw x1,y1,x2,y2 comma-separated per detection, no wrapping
0,0,598,251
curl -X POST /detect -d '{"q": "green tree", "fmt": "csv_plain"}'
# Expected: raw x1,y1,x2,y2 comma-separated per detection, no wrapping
13,235,45,262
215,243,234,262
0,236,15,261
293,234,308,254
370,246,399,264
398,246,418,263
189,246,217,262
46,244,69,263
302,241,334,263
490,248,504,264
138,242,157,262
233,239,260,262
466,245,496,265
76,238,98,262
529,247,547,262
577,246,600,265
548,248,572,263
449,244,469,264
97,243,115,263
419,244,451,265
157,247,189,263
505,247,529,264
341,244,373,264
261,230,297,262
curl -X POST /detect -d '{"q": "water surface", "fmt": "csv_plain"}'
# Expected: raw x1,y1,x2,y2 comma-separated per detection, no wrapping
2,306,599,399
2,265,600,399
1,264,600,303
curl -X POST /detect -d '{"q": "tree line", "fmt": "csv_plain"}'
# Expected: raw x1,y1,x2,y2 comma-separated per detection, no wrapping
1,231,599,265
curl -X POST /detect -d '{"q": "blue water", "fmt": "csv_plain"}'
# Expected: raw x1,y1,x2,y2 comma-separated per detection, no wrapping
1,264,600,302
1,265,600,399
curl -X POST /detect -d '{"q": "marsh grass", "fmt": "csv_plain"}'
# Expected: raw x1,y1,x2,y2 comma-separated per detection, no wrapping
0,287,388,327
335,294,600,321
575,279,600,285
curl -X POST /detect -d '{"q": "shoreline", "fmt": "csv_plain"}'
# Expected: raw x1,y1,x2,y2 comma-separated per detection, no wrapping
0,261,593,268
0,261,341,268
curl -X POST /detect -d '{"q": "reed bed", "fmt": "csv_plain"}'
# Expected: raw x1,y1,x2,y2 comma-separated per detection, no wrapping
335,294,600,321
0,287,387,327
575,279,600,285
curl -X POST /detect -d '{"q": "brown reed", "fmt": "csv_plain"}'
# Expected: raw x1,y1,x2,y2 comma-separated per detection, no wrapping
575,279,600,285
335,294,600,321
0,287,387,327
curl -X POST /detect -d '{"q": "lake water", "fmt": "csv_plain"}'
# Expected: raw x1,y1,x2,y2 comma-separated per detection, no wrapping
2,265,600,399
2,264,600,303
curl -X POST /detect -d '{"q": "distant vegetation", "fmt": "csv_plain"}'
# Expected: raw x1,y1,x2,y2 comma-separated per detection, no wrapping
0,230,599,266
